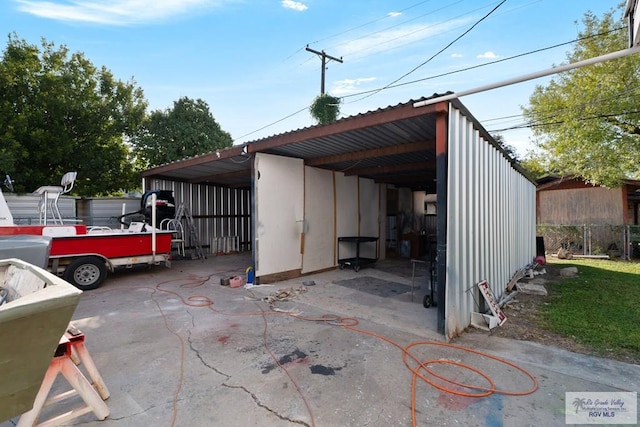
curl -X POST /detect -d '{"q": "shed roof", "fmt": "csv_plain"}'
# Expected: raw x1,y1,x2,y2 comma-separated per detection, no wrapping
536,175,640,192
141,95,525,192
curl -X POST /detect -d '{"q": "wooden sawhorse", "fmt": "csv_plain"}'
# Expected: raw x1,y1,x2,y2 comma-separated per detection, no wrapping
17,325,110,426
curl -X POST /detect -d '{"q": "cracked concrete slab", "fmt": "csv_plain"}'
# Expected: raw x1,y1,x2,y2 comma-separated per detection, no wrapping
1,253,638,427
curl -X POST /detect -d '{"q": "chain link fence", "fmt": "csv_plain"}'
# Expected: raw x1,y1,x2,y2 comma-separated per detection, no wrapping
537,224,640,259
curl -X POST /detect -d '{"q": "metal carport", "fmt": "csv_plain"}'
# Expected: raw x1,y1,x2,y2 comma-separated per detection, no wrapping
141,95,536,338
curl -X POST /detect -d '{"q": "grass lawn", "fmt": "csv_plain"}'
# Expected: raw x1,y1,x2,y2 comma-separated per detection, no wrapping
542,259,640,362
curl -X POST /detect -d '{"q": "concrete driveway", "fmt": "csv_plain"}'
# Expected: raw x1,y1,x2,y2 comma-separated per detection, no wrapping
2,254,638,426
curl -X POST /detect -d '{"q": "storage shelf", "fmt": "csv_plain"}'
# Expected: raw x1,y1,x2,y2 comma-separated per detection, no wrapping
337,236,378,272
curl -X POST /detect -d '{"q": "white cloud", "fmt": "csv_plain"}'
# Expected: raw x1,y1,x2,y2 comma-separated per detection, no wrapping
14,0,231,25
451,53,463,58
387,12,401,18
331,77,376,96
281,0,307,12
477,51,498,59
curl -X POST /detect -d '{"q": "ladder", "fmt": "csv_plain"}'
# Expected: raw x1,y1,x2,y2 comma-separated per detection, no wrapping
175,203,206,260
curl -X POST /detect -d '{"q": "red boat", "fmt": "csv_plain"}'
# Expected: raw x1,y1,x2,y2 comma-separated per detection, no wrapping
0,175,175,290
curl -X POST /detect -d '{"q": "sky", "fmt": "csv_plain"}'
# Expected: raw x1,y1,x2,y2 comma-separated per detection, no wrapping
0,0,626,156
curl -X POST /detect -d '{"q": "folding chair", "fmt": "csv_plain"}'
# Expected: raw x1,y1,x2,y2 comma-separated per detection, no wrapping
33,172,77,225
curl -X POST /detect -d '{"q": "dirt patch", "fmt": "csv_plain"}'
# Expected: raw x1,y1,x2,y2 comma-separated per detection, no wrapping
466,263,640,365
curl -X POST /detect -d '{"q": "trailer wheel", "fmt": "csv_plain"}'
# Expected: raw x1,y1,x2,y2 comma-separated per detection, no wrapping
64,257,107,291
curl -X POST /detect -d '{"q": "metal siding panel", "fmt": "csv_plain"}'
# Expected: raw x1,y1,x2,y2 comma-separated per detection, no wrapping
211,186,218,251
83,198,141,227
494,149,502,290
496,149,503,291
458,118,468,334
517,176,525,262
490,148,497,288
445,110,459,336
453,114,464,334
502,153,508,281
493,150,500,290
464,125,473,320
516,174,527,263
513,177,519,263
147,178,251,256
456,118,467,334
446,106,536,338
507,160,513,274
472,130,484,298
526,176,536,262
215,186,222,249
6,195,77,224
478,136,486,290
470,128,481,314
478,139,491,279
209,186,216,251
473,128,485,317
510,170,516,268
462,122,475,328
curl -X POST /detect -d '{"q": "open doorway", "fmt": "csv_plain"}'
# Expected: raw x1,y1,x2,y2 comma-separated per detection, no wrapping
385,188,398,257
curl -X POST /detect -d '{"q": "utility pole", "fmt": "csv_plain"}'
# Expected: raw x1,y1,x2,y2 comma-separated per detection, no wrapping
305,45,343,94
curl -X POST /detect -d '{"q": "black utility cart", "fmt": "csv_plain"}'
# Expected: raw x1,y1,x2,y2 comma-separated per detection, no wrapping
410,234,438,308
337,236,378,272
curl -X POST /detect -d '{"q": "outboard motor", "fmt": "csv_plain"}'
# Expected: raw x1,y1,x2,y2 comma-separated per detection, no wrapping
141,190,176,224
118,190,176,226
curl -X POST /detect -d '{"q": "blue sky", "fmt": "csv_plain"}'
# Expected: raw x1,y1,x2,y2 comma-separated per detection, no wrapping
0,0,623,155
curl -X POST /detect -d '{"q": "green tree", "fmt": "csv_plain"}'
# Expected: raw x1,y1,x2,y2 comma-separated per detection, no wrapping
518,151,550,181
309,93,341,124
0,34,147,196
491,133,519,161
131,97,232,168
522,5,640,187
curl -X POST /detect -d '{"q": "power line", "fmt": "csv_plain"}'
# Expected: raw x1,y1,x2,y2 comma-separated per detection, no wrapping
348,0,507,103
493,82,640,132
329,0,467,55
488,106,640,133
234,28,628,143
340,37,582,99
339,1,496,63
234,106,309,142
234,80,640,145
298,1,542,68
294,1,511,70
343,27,624,101
305,0,435,47
295,0,469,67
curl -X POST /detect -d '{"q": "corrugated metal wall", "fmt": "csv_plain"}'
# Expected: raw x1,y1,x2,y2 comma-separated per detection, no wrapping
146,179,251,255
445,106,536,338
76,197,142,227
6,182,251,255
5,194,76,224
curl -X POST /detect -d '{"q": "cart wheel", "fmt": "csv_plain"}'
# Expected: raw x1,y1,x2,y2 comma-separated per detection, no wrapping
339,263,345,270
353,265,360,272
423,295,432,308
63,256,107,291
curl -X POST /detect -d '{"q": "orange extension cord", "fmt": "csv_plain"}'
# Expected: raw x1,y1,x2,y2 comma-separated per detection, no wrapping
92,273,538,427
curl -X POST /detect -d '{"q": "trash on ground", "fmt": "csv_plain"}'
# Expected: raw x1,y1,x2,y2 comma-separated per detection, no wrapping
263,286,308,305
516,282,548,296
559,266,578,277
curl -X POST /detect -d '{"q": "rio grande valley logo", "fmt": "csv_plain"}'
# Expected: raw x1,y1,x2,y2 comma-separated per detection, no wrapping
566,392,637,424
